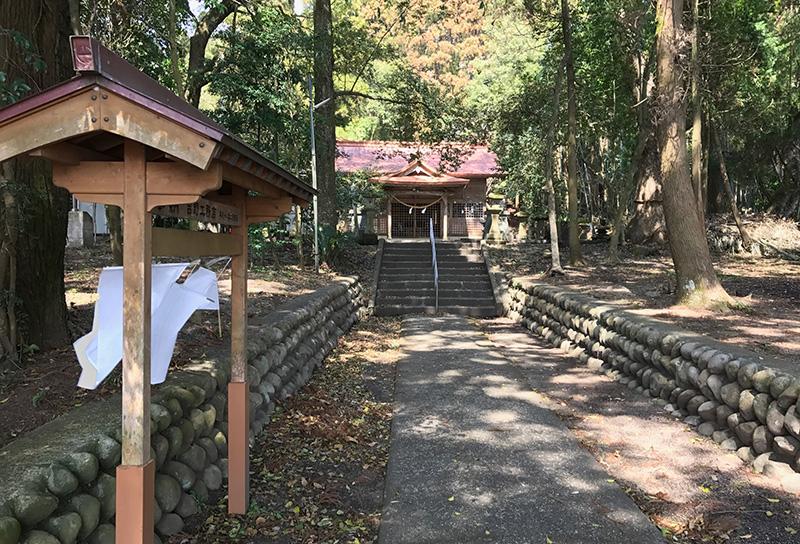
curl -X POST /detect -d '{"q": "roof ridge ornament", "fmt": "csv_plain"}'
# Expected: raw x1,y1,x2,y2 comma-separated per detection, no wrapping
70,36,99,73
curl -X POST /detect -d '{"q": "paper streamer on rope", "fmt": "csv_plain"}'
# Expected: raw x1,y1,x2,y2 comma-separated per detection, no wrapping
74,263,220,389
389,193,445,209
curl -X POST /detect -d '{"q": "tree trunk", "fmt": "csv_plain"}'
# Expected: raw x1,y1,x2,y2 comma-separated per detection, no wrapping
0,0,73,352
168,0,184,97
610,29,655,262
690,0,705,225
544,60,566,275
712,127,753,249
186,0,236,107
560,0,583,265
628,153,667,240
106,205,123,265
314,0,338,228
655,0,730,306
294,205,304,267
609,128,650,262
68,0,81,34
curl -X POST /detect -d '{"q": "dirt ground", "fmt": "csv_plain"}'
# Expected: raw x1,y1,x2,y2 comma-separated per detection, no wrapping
482,318,800,544
177,317,401,544
488,242,800,368
0,240,377,448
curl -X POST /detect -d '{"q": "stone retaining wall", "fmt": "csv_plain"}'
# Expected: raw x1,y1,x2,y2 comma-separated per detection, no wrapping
0,277,366,544
504,278,800,495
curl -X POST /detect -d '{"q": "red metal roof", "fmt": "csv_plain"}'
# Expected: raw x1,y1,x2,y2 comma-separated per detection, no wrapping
336,140,499,179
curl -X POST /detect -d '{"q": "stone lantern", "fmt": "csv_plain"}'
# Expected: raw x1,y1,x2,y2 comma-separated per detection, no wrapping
486,204,504,242
358,198,379,244
516,210,530,241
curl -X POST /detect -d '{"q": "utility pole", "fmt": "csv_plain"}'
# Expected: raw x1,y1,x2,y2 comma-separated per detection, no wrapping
307,76,331,274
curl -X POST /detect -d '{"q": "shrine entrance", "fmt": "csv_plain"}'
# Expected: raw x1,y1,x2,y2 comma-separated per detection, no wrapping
390,196,442,238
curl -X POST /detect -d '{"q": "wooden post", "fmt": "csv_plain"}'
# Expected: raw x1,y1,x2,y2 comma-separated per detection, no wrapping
442,194,449,241
116,140,155,544
386,196,392,240
228,186,250,514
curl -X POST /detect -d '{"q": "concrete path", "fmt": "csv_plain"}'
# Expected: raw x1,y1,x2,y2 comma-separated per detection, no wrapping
379,315,665,544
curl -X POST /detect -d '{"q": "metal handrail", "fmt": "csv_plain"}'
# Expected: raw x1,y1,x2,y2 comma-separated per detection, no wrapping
429,217,439,312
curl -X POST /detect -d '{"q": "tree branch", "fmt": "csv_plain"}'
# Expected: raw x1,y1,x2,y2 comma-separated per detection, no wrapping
335,89,434,113
185,0,239,106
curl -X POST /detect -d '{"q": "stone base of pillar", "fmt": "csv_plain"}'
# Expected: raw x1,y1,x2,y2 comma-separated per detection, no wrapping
228,382,250,514
115,460,155,544
486,211,503,242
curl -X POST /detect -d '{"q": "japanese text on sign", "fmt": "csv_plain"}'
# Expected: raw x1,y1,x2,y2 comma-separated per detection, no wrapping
153,198,241,226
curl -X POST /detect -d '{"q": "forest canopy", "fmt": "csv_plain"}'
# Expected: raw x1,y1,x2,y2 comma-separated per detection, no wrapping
0,0,799,355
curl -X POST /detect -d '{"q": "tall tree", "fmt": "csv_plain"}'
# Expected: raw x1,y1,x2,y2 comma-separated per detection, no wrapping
560,0,583,265
168,0,184,98
545,59,565,274
0,0,73,354
314,0,338,228
690,0,704,224
712,125,752,249
186,0,238,107
655,0,730,305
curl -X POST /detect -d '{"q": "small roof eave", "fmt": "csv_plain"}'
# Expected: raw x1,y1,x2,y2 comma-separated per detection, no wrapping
368,158,470,188
0,36,314,203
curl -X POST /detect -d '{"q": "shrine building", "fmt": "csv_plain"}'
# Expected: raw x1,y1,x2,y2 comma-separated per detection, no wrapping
336,140,500,240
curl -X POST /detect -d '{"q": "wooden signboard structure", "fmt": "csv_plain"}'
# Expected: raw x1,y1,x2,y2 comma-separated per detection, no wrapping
0,37,314,544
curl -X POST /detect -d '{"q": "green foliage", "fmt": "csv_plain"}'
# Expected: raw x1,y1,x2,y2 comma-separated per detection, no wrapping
249,220,294,268
336,0,490,145
84,0,188,88
317,225,356,267
208,6,312,172
0,28,45,105
702,0,800,213
42,0,800,229
337,170,384,221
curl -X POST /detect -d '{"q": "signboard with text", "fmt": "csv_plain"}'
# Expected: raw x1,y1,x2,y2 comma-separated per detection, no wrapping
153,197,241,226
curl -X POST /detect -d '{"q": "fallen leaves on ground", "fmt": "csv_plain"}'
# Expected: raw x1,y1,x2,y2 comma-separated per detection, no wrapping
176,317,401,544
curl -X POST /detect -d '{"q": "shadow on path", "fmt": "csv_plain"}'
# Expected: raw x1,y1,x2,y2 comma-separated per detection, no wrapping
379,315,665,544
480,318,800,543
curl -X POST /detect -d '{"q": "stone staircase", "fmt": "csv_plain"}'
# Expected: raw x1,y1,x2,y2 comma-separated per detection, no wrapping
374,241,499,317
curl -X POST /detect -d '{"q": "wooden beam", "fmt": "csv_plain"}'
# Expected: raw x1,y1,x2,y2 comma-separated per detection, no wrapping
207,193,291,224
0,90,99,163
52,160,222,197
99,91,217,169
70,193,123,208
246,195,292,219
221,162,282,198
147,161,222,195
228,185,249,514
117,140,154,544
147,195,201,209
30,141,112,164
152,227,242,257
